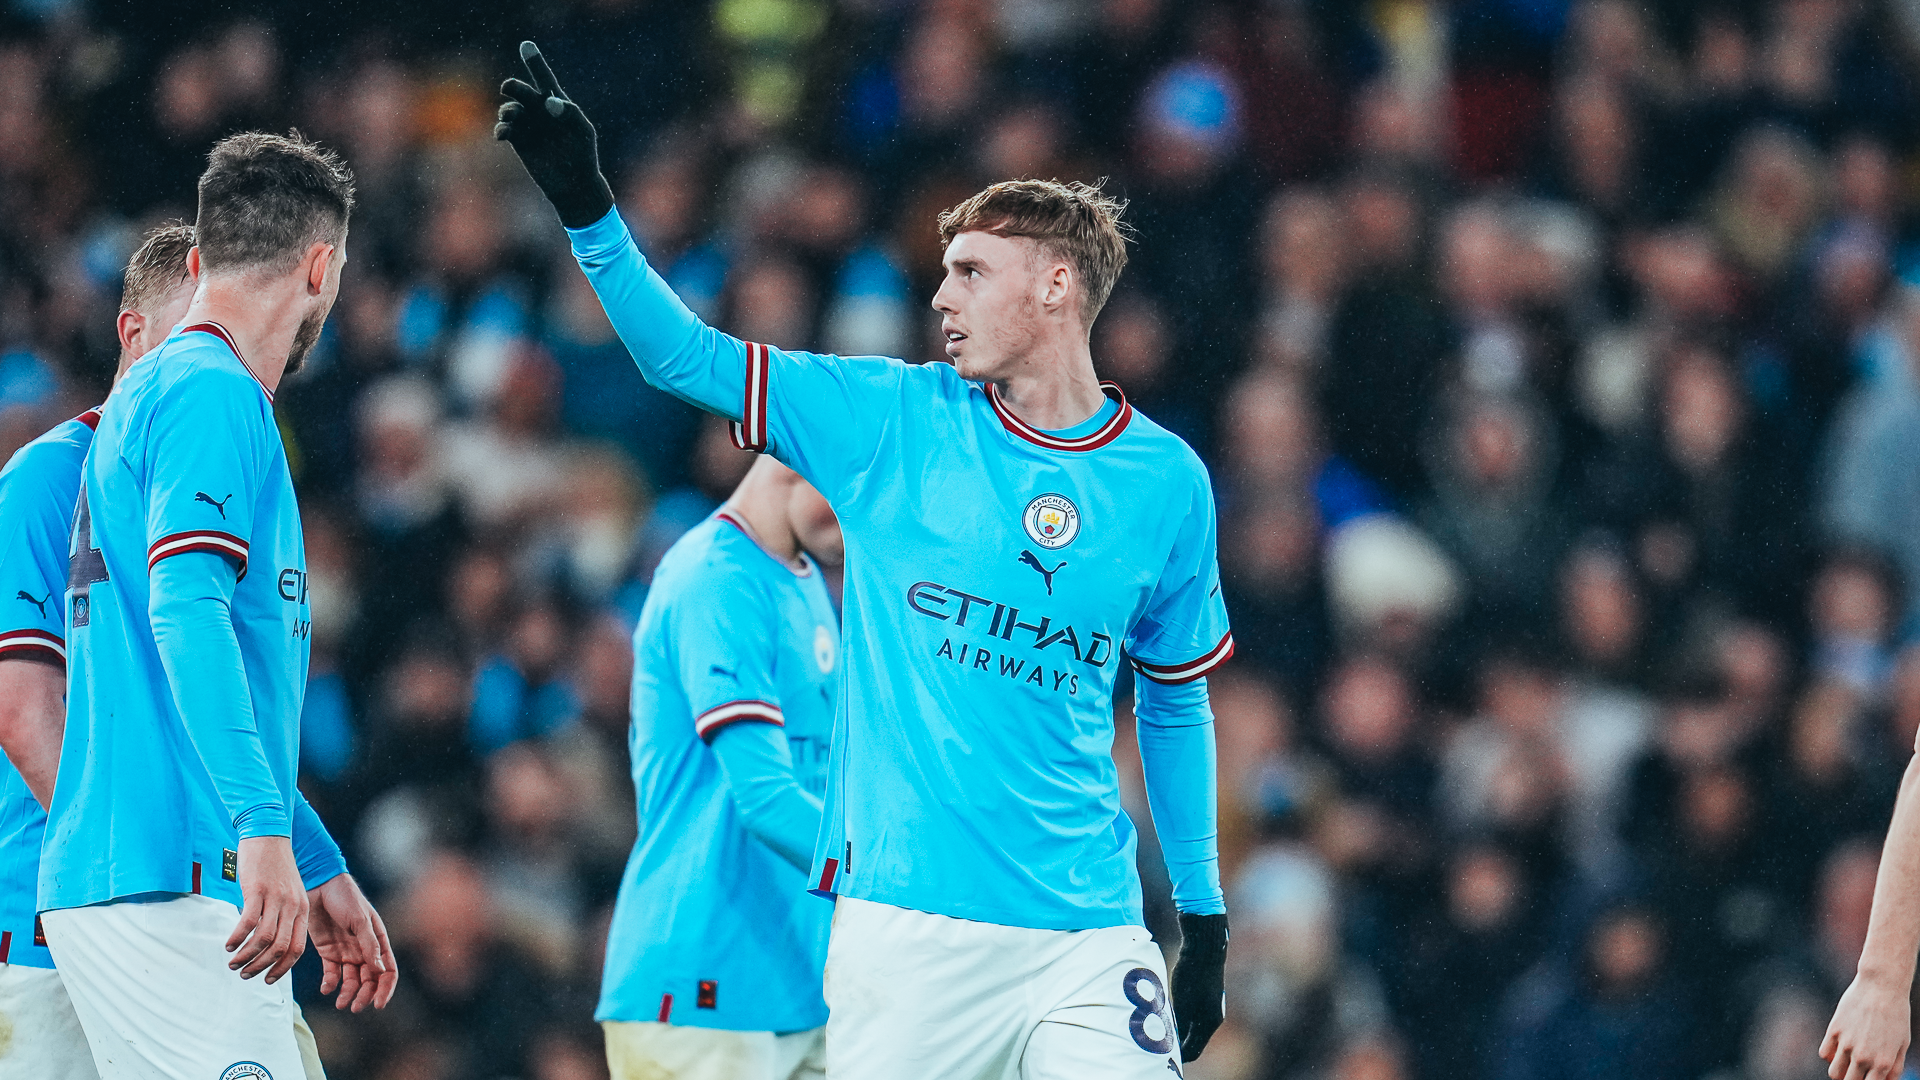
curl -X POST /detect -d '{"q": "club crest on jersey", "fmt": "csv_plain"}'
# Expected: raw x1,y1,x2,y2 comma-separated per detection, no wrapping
221,1063,272,1080
814,624,837,673
1022,493,1080,550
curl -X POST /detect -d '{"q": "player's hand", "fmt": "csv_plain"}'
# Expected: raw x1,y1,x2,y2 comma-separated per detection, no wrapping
1822,971,1911,1080
227,835,309,983
307,873,399,1013
1170,911,1228,1063
496,40,615,228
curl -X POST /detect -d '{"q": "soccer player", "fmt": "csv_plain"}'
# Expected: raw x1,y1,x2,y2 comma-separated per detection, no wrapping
0,222,197,1080
37,132,395,1080
499,44,1231,1079
600,455,842,1080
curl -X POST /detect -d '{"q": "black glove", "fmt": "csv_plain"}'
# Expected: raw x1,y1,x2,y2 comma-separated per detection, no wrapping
495,40,615,229
1171,911,1228,1062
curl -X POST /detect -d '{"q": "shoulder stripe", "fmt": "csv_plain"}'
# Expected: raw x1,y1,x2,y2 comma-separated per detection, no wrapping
0,628,64,666
695,698,784,741
989,381,1132,452
1131,632,1235,685
729,341,770,453
181,322,272,404
149,530,250,580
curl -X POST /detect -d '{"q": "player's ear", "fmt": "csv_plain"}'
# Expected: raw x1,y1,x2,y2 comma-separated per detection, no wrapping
186,245,201,278
303,241,334,295
116,309,144,357
1043,261,1074,312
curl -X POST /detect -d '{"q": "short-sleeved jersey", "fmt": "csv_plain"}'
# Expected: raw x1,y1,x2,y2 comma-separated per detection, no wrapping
598,512,839,1032
40,323,312,913
572,213,1233,931
0,409,96,968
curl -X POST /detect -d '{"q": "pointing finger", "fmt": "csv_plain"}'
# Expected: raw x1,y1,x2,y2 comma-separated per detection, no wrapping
519,41,568,103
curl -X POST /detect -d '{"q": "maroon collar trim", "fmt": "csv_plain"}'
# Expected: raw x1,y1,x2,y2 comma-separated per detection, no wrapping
75,408,101,431
715,510,815,577
987,382,1131,452
181,322,273,404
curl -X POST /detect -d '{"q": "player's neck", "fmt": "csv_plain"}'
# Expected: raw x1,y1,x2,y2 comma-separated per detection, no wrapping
723,473,806,573
989,344,1106,431
180,282,303,393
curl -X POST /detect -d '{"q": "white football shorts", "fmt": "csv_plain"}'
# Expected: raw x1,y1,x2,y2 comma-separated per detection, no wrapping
603,1020,824,1080
40,893,310,1080
823,897,1186,1080
0,960,97,1079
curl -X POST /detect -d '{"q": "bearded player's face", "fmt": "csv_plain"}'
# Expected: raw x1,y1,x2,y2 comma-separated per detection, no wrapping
931,230,1054,384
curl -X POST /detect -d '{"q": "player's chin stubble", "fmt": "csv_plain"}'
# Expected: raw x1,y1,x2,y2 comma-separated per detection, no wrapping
286,306,325,377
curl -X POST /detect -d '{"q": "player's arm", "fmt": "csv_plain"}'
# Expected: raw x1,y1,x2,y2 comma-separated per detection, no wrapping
1822,748,1920,1080
143,373,306,983
0,445,80,807
671,559,822,869
0,659,62,808
494,43,741,419
709,720,823,871
1126,469,1236,1063
495,42,903,492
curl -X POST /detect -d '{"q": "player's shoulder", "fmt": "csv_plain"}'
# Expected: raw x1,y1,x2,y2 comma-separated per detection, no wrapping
1117,403,1211,485
653,515,775,596
125,330,270,417
0,409,98,485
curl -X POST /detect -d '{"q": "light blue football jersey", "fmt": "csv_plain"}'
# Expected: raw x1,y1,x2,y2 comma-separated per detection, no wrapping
41,323,320,912
0,409,97,968
573,212,1232,932
599,511,839,1032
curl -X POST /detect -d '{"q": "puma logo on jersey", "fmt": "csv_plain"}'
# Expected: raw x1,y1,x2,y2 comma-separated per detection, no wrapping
15,590,48,618
195,491,234,519
1017,550,1065,595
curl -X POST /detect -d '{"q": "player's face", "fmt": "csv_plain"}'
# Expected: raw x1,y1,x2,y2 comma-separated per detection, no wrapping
789,479,843,567
932,231,1045,382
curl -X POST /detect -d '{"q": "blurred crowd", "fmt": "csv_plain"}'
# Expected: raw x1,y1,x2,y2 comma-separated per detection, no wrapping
5,0,1920,1077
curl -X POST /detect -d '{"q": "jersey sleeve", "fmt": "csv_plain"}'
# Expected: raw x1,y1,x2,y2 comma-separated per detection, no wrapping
140,372,287,837
139,370,268,580
291,792,348,889
1135,677,1226,914
567,208,903,500
0,444,76,666
669,554,787,742
1124,469,1234,684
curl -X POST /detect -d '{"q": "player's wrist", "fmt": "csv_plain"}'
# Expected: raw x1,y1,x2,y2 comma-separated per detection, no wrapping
1855,959,1917,992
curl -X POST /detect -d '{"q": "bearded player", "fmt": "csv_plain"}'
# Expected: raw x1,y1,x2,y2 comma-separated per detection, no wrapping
500,43,1229,1079
37,133,394,1079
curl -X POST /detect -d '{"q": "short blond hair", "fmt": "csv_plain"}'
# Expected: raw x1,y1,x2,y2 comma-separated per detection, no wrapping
119,222,195,315
937,178,1131,326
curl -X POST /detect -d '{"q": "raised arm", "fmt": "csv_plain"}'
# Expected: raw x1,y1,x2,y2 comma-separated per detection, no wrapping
496,41,747,421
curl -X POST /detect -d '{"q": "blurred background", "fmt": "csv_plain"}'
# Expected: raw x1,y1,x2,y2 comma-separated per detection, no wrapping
5,0,1920,1077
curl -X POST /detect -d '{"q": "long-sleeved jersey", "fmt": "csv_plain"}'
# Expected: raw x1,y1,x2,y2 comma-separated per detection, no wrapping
600,510,839,1032
40,323,344,914
571,209,1230,931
